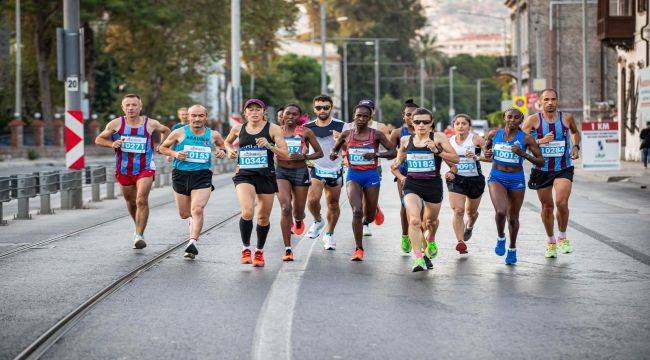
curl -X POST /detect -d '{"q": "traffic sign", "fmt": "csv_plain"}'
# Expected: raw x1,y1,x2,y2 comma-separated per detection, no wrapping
513,96,527,114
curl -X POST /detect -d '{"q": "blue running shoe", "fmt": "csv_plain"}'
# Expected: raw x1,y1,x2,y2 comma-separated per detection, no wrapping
505,249,517,265
495,238,506,256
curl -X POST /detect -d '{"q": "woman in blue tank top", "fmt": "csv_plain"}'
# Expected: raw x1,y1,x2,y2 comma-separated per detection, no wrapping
484,108,544,265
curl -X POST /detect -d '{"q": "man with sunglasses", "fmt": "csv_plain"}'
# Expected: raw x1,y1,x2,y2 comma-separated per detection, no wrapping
305,95,346,249
521,89,581,259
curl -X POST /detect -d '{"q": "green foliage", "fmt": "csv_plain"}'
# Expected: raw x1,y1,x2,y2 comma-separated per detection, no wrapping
27,149,40,160
379,94,403,127
487,110,505,127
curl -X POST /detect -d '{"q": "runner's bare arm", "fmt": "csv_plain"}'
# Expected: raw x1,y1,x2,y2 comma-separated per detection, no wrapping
434,132,460,164
148,119,171,143
224,124,242,159
377,122,391,137
212,131,226,159
391,136,408,167
389,128,402,149
565,113,581,159
263,123,289,159
376,131,396,159
521,114,537,134
157,129,182,158
522,134,545,167
303,128,323,161
330,130,350,157
95,118,121,148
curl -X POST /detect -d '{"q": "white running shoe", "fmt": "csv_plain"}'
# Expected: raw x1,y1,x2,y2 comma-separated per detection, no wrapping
132,233,147,249
307,220,325,239
323,233,336,250
363,224,372,237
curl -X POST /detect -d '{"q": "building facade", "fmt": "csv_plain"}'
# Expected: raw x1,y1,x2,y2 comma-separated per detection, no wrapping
598,0,648,160
438,33,508,57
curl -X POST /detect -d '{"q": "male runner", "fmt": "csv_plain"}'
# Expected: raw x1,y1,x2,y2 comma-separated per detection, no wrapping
521,89,581,258
95,94,170,249
171,107,189,131
305,94,346,249
158,104,226,259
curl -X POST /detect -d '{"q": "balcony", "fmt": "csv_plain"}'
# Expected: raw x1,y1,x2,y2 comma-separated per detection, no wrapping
598,0,636,49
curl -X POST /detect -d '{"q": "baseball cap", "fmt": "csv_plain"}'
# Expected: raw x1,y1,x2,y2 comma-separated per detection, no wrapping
243,98,266,110
358,99,375,109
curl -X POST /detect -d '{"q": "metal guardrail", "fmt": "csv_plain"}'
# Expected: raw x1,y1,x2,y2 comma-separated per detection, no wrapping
0,155,237,226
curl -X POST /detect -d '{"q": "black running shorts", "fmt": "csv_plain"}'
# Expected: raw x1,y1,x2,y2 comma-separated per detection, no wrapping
172,169,214,196
528,166,574,190
403,176,443,204
276,166,311,187
446,174,486,199
233,172,278,194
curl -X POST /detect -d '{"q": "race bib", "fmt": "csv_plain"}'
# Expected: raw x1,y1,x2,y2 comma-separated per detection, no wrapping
457,156,478,176
406,152,436,172
239,148,268,169
121,136,147,153
286,137,302,154
314,167,339,179
183,145,211,163
348,147,374,166
539,140,566,158
493,143,520,164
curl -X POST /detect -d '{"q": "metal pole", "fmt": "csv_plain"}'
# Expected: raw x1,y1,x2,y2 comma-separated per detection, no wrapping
535,29,542,79
15,0,21,119
449,66,456,123
431,74,436,113
231,0,241,116
320,1,327,94
582,0,590,121
477,78,481,119
515,2,522,96
374,39,381,122
420,59,425,107
342,44,348,122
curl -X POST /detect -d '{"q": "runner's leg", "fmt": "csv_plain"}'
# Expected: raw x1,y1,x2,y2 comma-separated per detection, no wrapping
506,190,525,249
449,192,467,242
121,185,137,222
134,176,153,234
307,179,325,222
347,181,364,249
277,179,294,247
536,186,555,239
189,188,212,240
324,185,342,234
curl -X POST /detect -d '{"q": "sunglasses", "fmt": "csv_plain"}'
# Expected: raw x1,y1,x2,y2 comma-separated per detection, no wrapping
505,114,522,120
314,105,331,111
413,120,432,125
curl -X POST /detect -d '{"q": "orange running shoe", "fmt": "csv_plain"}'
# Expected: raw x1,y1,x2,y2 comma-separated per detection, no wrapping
241,248,252,264
282,249,294,262
253,250,265,267
351,248,364,261
374,205,384,225
291,221,305,236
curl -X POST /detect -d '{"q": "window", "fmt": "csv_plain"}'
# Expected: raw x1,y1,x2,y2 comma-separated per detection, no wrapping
639,0,647,12
610,0,634,16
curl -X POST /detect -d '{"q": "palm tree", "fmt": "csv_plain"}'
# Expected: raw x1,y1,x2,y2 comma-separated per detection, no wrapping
412,33,445,76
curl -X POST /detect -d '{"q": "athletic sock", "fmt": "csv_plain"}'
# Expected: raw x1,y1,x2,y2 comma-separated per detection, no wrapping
239,218,253,247
414,249,424,258
285,246,292,251
189,239,197,245
548,236,556,244
356,246,364,251
558,231,567,239
498,235,506,241
509,247,516,250
256,224,271,249
326,232,333,236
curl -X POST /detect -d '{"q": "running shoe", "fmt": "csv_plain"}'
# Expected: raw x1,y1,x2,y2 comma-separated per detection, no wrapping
291,221,305,236
363,224,372,237
401,235,411,254
253,250,265,267
495,238,506,256
351,248,364,261
423,255,433,269
456,241,468,254
307,221,325,239
323,233,336,250
545,243,557,258
282,249,294,262
424,241,438,259
184,241,198,260
374,206,385,225
557,238,573,254
132,234,147,250
412,257,426,272
463,226,473,242
241,248,252,264
505,249,517,265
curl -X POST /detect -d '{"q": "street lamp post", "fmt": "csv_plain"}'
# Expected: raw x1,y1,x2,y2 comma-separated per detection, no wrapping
374,39,381,122
15,0,21,119
320,1,327,94
449,66,457,124
231,0,241,116
343,42,348,122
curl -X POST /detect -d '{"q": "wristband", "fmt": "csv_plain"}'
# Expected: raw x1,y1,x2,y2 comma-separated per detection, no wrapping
573,144,580,150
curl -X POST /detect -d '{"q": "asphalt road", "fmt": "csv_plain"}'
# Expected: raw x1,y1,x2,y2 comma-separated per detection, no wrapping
1,164,648,359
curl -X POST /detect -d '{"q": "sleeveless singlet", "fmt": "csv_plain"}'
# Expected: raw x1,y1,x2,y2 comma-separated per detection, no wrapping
113,116,155,175
346,128,379,171
172,125,213,171
405,132,441,180
450,133,482,177
305,118,345,178
492,129,527,167
534,112,572,171
237,121,275,175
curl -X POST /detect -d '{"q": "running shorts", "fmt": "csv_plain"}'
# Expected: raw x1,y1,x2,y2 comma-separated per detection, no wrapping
528,166,574,190
346,168,381,189
276,166,311,187
446,174,486,199
488,168,526,192
403,176,443,204
233,172,278,194
310,167,343,187
115,169,155,187
172,169,214,196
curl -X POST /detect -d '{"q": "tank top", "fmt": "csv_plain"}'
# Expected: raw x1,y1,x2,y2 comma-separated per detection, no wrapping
305,118,344,178
113,116,155,175
534,112,572,171
492,129,527,167
172,125,213,171
237,121,275,175
397,126,412,176
405,132,441,180
450,133,482,177
346,128,379,171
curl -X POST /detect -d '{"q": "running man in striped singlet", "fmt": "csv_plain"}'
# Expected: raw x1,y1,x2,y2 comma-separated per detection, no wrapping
521,89,581,258
95,94,171,249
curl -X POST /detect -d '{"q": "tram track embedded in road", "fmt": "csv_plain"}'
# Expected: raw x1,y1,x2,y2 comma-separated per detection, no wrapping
12,210,241,360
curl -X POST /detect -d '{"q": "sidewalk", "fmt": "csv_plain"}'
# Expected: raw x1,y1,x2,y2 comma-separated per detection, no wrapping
573,160,650,186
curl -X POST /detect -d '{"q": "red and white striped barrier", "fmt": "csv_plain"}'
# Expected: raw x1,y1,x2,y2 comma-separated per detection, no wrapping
65,110,84,170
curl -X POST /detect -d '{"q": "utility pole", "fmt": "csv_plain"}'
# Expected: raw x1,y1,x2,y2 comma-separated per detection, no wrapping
476,79,481,119
14,0,21,119
231,0,241,116
449,66,457,124
320,1,327,94
420,59,425,107
582,0,590,121
515,2,522,96
343,42,349,122
63,0,83,170
374,39,381,122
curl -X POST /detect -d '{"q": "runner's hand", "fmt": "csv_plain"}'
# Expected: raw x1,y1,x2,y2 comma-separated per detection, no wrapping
112,139,123,149
174,151,187,161
214,149,226,159
255,137,269,148
465,149,478,160
570,145,580,160
362,152,375,160
332,130,340,141
538,132,554,145
484,148,493,159
227,149,238,159
329,151,339,161
445,171,455,181
289,152,305,161
511,143,525,156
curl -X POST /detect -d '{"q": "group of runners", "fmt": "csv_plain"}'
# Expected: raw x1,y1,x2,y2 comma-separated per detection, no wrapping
95,88,581,272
